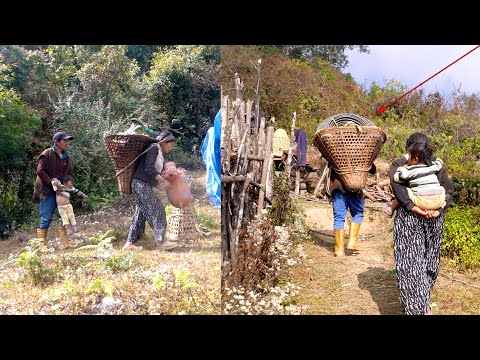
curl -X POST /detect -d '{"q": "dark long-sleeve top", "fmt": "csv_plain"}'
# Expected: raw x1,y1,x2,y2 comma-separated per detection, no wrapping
389,155,454,214
132,143,162,187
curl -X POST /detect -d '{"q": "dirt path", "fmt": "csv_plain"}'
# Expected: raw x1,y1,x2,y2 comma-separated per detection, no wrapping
290,199,403,314
290,198,480,315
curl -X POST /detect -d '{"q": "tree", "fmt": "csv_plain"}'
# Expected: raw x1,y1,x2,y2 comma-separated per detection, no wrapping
267,45,370,68
144,45,220,154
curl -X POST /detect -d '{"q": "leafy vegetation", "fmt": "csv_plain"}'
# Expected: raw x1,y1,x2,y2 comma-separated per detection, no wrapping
443,206,480,269
0,45,220,235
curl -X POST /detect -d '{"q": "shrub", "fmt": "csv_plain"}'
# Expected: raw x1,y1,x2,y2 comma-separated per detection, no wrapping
442,206,480,270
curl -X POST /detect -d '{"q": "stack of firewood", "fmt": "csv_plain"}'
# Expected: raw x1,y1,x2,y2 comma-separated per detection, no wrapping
363,178,395,202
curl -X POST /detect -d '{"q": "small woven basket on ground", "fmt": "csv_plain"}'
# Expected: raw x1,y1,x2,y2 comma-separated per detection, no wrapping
103,133,156,195
313,114,387,193
168,204,200,241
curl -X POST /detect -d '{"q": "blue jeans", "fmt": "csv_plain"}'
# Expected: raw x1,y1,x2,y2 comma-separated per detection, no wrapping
332,189,365,230
39,191,57,229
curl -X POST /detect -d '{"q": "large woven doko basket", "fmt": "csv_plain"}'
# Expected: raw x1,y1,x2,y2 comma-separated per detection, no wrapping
313,114,386,193
104,133,156,195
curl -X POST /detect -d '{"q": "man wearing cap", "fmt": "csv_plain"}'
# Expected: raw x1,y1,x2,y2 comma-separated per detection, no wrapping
123,130,179,251
32,131,74,250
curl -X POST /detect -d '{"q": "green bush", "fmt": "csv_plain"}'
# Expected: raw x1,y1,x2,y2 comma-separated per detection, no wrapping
442,206,480,270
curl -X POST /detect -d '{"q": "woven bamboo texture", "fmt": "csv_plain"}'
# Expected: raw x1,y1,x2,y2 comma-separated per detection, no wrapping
104,133,156,195
313,126,386,192
168,205,199,240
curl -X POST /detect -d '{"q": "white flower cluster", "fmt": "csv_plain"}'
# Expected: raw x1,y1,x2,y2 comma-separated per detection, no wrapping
223,282,301,315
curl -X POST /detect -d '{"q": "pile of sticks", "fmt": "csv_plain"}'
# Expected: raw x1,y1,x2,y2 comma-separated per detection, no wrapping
220,66,275,282
363,178,395,202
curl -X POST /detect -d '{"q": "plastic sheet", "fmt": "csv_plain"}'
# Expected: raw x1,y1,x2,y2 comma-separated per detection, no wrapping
201,110,221,208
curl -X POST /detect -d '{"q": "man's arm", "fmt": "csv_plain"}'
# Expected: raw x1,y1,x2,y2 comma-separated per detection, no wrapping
37,156,52,184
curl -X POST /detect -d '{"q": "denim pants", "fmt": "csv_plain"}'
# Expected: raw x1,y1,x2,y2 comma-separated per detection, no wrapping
39,191,57,229
332,189,365,230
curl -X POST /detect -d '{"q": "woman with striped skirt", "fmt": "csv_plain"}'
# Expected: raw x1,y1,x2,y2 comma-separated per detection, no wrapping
389,132,454,315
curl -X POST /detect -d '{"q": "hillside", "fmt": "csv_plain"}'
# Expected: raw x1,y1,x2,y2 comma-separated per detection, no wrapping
0,171,221,314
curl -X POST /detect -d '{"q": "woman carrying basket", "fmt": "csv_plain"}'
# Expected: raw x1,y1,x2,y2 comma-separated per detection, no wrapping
123,130,179,251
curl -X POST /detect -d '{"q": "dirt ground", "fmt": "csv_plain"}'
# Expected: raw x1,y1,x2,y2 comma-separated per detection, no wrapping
290,158,480,315
0,170,222,314
291,200,403,314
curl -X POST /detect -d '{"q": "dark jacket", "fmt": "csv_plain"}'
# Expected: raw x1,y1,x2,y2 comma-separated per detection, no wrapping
32,147,73,203
389,155,454,214
132,143,162,187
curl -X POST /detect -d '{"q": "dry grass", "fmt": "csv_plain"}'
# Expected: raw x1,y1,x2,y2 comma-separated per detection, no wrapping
0,171,221,315
290,196,480,315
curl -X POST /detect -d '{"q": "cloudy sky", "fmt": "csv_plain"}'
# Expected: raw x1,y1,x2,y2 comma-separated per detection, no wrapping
343,45,480,97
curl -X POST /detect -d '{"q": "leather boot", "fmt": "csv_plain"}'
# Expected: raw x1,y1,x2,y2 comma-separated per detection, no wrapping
36,228,48,252
334,229,345,257
347,222,361,254
57,226,70,249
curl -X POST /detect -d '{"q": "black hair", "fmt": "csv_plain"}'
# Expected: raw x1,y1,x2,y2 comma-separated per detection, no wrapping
58,175,73,184
156,130,175,143
406,132,429,148
408,142,434,166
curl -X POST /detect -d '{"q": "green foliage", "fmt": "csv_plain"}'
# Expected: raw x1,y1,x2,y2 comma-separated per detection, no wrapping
269,173,297,227
0,86,40,169
84,192,117,211
443,206,480,270
16,238,54,286
197,209,220,229
153,274,167,291
173,269,200,290
145,45,220,154
169,147,204,170
262,45,370,68
451,176,480,207
75,230,116,252
86,278,113,296
103,252,138,272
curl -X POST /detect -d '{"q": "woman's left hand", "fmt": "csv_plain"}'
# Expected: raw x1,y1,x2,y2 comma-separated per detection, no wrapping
424,210,440,218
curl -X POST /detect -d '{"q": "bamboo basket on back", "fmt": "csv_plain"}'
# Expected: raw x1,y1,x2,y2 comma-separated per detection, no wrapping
104,133,157,195
313,114,386,193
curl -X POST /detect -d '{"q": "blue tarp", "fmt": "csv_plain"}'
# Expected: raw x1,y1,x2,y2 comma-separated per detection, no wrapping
201,110,221,208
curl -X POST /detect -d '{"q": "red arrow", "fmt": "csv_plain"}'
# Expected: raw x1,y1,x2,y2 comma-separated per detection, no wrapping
376,45,480,115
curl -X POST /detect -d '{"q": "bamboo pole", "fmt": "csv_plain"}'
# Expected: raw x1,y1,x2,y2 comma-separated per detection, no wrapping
232,101,241,152
230,154,264,161
224,100,234,174
242,100,253,174
221,175,264,190
221,180,229,293
257,124,274,216
220,95,229,174
253,59,262,142
234,72,243,101
314,164,330,196
286,112,296,176
254,116,266,183
295,168,301,197
235,172,252,254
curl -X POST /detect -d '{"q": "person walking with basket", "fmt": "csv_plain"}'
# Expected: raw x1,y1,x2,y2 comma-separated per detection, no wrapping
123,130,179,251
